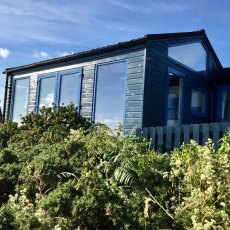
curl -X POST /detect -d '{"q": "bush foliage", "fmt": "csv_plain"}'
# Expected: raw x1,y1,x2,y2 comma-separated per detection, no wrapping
0,105,229,229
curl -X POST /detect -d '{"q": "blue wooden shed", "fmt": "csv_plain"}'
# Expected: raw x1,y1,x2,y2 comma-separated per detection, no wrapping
2,30,230,135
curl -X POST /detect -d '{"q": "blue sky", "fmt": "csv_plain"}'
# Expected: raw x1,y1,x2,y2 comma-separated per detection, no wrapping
1,0,230,109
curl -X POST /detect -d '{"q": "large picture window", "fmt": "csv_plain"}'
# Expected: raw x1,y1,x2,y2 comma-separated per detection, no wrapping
37,68,82,112
168,42,207,72
94,61,127,129
12,78,30,123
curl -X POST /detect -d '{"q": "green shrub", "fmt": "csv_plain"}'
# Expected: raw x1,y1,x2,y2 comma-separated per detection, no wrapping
0,107,229,229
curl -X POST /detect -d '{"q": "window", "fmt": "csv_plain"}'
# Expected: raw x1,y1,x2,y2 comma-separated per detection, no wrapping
168,42,207,72
221,90,230,121
38,76,56,109
59,71,82,106
191,90,206,114
36,68,82,112
12,78,30,123
94,61,127,130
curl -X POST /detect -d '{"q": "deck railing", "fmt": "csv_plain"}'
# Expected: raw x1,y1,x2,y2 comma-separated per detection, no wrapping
136,122,230,152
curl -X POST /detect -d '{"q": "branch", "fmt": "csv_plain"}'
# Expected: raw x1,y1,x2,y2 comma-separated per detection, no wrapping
145,188,175,221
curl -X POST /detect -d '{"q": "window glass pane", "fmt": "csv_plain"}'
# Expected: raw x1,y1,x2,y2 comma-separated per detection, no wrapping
168,42,207,72
38,77,55,109
167,73,181,126
59,73,81,107
12,78,30,123
221,90,230,121
191,90,205,113
94,61,126,130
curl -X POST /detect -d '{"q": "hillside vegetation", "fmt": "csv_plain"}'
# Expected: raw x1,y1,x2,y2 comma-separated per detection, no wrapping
0,105,229,230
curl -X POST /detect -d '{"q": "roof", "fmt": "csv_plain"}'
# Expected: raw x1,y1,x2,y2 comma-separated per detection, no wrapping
3,29,222,74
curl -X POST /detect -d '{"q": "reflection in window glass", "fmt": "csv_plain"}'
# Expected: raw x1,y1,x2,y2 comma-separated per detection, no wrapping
168,42,207,72
221,90,230,121
191,90,206,114
38,77,55,109
94,61,126,130
59,73,81,107
12,78,30,123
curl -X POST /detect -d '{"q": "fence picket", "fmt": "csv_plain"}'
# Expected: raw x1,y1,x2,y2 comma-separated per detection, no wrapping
173,126,181,149
165,126,172,152
210,123,219,149
156,126,163,151
143,127,149,139
149,127,156,149
191,124,199,144
183,125,190,144
201,123,209,145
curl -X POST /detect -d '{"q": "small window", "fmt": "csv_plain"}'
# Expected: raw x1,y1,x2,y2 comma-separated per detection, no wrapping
12,78,30,123
36,68,82,112
191,90,206,114
168,42,207,72
94,61,127,129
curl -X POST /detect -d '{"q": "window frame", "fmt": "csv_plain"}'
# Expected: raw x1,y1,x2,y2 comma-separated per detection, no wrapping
10,76,31,121
190,88,208,117
168,40,209,77
35,68,83,113
216,85,230,122
57,68,83,111
165,67,185,126
92,60,128,128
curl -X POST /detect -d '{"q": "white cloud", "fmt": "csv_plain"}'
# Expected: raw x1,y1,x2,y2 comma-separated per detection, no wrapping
33,51,49,59
108,0,192,14
0,48,10,58
58,52,74,57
